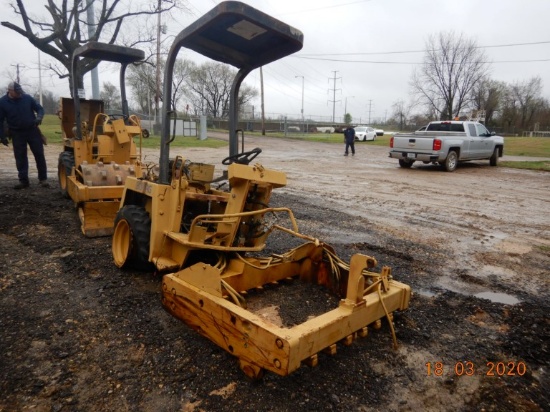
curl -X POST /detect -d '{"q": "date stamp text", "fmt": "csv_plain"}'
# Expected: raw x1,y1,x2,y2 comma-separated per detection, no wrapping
425,361,527,377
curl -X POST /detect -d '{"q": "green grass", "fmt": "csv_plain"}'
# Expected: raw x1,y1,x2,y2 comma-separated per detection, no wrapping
41,114,227,149
502,136,550,157
246,130,395,146
40,114,64,143
41,115,549,170
353,134,550,155
499,160,550,171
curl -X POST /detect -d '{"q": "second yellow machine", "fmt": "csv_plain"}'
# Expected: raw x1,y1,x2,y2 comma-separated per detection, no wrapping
58,42,146,237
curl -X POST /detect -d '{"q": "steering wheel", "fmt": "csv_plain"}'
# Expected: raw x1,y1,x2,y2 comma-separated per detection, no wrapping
222,147,262,165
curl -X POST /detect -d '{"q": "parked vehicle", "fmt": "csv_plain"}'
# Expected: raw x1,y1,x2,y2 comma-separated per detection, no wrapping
389,120,504,172
375,129,384,136
354,126,377,141
316,126,335,133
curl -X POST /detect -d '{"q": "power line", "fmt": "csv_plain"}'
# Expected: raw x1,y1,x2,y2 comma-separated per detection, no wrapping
297,40,550,57
293,56,550,65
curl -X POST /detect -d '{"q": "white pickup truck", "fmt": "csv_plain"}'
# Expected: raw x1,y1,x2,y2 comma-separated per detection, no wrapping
389,120,504,172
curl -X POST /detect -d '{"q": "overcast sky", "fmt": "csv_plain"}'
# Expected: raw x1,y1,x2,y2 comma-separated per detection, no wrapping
1,0,549,124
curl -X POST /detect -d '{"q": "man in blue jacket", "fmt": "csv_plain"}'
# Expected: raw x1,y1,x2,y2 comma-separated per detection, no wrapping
0,81,48,189
343,125,356,156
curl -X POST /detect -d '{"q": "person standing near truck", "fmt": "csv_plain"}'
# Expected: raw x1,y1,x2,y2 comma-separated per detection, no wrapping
0,81,48,189
343,125,355,156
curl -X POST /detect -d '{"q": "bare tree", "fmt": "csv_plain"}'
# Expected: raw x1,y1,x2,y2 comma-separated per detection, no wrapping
184,62,258,119
499,86,519,132
497,77,548,132
170,59,192,114
391,100,414,130
127,60,158,115
33,89,59,114
185,62,231,118
127,57,191,116
471,79,505,126
1,0,183,92
100,81,120,110
510,77,545,129
411,31,489,120
237,83,258,117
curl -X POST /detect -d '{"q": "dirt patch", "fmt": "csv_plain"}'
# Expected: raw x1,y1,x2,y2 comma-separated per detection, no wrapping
0,136,548,411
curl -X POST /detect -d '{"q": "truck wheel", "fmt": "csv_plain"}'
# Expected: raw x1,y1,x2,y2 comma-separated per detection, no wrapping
398,159,414,168
112,205,153,271
444,150,458,172
58,151,74,199
490,147,499,166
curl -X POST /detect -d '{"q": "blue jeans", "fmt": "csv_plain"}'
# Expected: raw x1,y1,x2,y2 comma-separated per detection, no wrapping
10,127,48,183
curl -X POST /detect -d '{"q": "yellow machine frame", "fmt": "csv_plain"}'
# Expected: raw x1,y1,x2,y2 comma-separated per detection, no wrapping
111,2,412,379
58,42,145,237
58,98,143,236
114,157,410,378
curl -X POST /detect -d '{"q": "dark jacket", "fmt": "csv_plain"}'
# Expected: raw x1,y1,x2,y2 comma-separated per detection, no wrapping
344,127,355,143
0,92,44,139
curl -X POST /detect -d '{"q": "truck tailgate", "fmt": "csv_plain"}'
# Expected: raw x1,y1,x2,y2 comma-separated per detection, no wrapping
392,134,434,151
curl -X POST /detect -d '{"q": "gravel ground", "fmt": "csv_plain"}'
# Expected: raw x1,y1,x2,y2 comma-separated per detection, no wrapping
0,134,548,412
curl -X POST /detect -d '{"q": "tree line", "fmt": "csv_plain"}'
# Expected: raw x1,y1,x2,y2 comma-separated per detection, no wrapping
390,32,549,134
125,59,257,119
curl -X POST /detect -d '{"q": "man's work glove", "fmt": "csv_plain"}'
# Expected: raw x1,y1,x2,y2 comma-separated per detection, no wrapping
35,118,42,126
1,137,8,147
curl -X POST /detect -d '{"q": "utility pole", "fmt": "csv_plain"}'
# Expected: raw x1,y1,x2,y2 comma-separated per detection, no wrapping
328,71,341,123
86,0,99,99
155,0,162,126
37,47,42,105
11,64,21,83
260,67,265,136
367,99,373,124
295,75,304,128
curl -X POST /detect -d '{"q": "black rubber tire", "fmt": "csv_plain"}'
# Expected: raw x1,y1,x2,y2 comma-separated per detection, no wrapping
398,159,414,168
57,151,74,199
112,205,153,271
142,129,150,138
490,147,499,166
444,150,458,172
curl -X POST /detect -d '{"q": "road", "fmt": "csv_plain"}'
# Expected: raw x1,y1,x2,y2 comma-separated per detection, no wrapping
1,134,548,300
172,133,549,302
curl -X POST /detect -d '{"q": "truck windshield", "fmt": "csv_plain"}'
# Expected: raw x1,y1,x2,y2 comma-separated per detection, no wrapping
427,123,465,132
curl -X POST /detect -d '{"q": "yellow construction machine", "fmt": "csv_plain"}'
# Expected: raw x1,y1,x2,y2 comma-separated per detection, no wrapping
58,42,145,237
112,1,411,379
